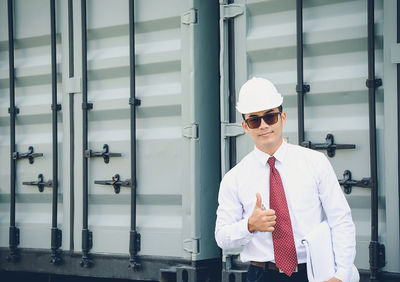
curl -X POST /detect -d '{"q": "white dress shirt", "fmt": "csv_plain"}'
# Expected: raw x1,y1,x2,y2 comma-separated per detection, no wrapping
215,141,356,282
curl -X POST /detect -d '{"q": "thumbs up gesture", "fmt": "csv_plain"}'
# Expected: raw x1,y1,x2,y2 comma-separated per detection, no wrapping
248,193,276,233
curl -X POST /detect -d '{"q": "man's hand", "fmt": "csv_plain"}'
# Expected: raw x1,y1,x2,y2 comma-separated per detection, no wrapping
325,278,342,282
248,193,276,233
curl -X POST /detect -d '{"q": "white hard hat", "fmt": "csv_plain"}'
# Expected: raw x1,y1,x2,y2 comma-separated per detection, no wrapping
236,77,283,114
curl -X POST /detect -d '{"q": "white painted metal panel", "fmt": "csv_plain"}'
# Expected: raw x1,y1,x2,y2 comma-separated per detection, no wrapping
0,0,64,249
70,0,186,257
69,0,221,262
222,0,385,271
1,0,221,267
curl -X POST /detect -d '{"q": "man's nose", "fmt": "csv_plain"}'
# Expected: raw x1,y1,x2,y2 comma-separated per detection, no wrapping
259,117,270,128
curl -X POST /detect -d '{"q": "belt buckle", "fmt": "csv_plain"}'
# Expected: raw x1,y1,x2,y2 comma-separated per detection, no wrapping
279,266,298,273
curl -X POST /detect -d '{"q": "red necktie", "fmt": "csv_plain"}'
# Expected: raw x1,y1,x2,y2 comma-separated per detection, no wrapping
268,156,298,276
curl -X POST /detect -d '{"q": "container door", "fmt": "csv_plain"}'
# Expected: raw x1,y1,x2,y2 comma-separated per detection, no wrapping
70,0,188,257
70,0,220,262
0,0,64,250
220,0,384,271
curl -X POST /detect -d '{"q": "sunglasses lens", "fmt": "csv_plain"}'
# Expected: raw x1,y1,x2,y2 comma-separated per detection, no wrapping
247,117,261,129
246,112,280,129
263,113,278,125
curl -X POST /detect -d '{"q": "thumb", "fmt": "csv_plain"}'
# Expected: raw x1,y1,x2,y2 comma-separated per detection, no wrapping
255,193,262,209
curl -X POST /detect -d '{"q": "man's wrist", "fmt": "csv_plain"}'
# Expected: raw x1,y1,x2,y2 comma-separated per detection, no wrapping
247,217,255,233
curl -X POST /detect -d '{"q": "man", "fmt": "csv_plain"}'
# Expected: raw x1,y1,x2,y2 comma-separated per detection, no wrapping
215,77,356,282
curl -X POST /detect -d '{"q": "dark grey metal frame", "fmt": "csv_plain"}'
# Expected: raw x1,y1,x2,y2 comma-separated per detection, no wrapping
80,0,93,268
128,0,141,270
68,0,75,254
367,0,386,281
227,0,238,169
7,0,20,263
50,0,63,265
0,248,221,281
296,0,309,144
397,0,400,256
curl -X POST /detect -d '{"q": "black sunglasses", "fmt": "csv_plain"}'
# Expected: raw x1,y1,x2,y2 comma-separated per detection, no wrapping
245,112,282,129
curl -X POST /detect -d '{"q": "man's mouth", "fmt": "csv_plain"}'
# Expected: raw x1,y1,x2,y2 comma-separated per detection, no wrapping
259,131,272,137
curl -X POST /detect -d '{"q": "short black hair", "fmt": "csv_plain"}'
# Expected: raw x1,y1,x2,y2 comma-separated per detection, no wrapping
242,105,283,120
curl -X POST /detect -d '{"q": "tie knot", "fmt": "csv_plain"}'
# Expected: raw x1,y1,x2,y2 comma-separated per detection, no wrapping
268,156,276,168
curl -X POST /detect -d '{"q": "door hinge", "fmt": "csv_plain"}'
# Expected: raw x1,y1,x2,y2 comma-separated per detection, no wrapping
181,9,198,25
65,76,82,94
369,241,386,269
183,238,199,254
220,3,245,20
221,122,244,138
183,123,199,139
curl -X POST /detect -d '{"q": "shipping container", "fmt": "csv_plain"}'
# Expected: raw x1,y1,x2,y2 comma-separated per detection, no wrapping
0,0,399,281
220,0,399,281
0,0,220,281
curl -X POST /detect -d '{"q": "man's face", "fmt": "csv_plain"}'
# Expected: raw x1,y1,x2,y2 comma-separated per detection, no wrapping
241,107,286,155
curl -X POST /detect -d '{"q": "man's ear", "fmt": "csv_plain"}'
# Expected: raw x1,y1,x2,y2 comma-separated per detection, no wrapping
241,120,248,133
281,112,286,126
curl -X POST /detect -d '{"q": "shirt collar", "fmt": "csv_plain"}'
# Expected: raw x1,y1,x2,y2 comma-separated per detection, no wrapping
253,139,288,166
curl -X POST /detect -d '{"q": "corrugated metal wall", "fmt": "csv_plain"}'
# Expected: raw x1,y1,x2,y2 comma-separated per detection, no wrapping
223,0,388,271
0,0,221,269
0,0,399,280
0,0,62,249
71,0,186,257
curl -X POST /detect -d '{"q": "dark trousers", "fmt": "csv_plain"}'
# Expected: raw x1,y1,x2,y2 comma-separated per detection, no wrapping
246,264,309,282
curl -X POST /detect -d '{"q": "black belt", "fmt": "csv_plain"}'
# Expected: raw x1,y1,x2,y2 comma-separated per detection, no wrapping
250,261,306,273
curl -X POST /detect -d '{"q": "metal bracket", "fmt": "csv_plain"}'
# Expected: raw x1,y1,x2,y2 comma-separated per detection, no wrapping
183,238,199,254
13,146,43,164
94,174,131,194
22,174,53,193
366,78,382,89
296,84,310,93
9,226,20,247
183,123,199,139
80,229,93,268
50,227,63,265
51,227,62,249
220,4,245,19
130,231,141,253
51,104,62,111
128,230,141,271
338,170,372,194
7,226,20,263
369,241,386,269
181,9,197,25
300,133,356,157
85,144,122,163
129,98,141,106
8,106,20,115
82,102,93,110
221,122,244,138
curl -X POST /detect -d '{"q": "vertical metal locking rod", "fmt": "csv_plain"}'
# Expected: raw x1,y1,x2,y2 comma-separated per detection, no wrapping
128,0,140,270
50,0,62,264
397,0,400,247
68,0,75,253
296,0,306,144
80,0,92,268
227,0,237,169
367,0,382,280
7,0,19,263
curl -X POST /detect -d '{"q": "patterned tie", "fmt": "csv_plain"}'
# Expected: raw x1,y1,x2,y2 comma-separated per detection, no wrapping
268,156,298,276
